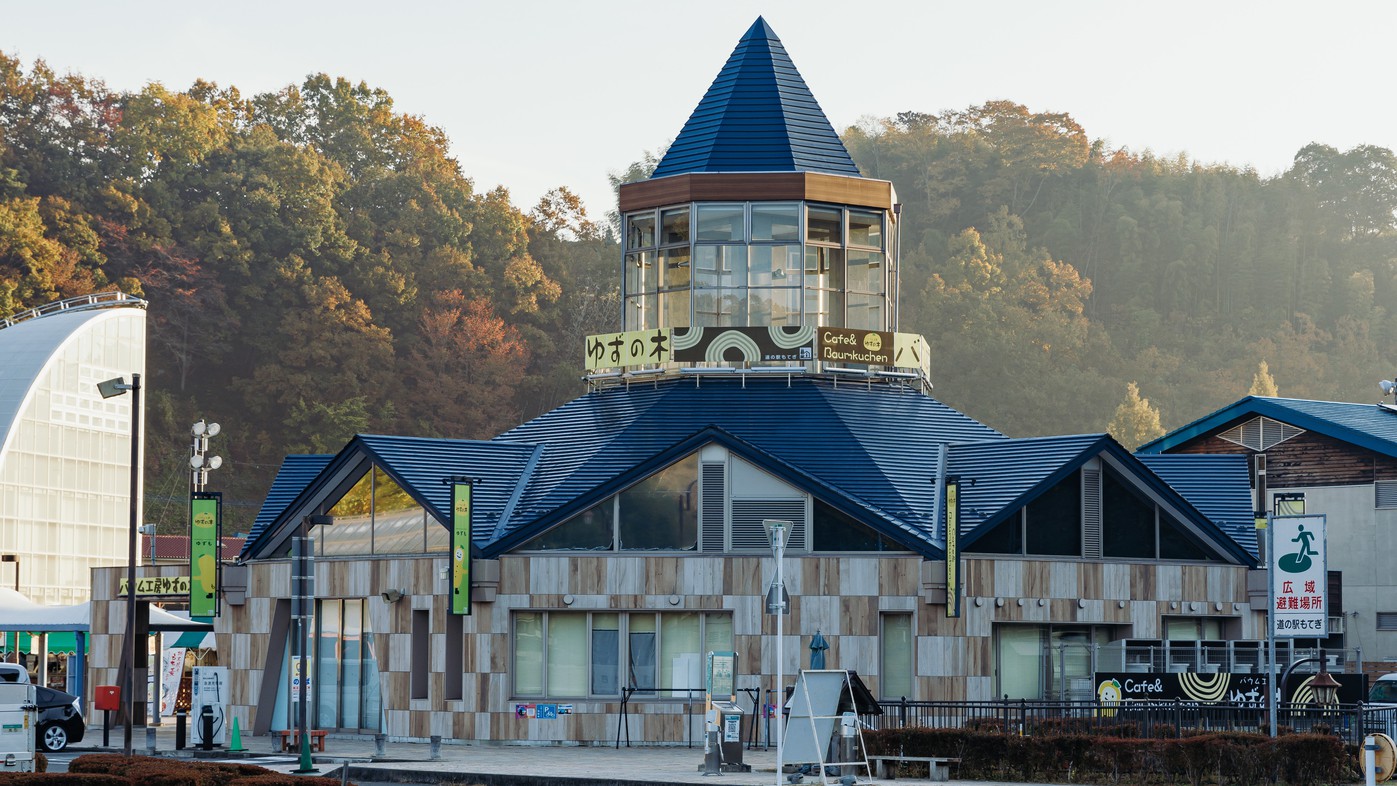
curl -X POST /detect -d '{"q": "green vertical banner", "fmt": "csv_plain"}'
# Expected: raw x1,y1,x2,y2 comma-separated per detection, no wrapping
945,477,961,619
190,492,222,617
451,481,472,615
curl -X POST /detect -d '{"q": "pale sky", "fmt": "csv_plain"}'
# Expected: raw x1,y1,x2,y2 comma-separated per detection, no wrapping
4,1,1395,220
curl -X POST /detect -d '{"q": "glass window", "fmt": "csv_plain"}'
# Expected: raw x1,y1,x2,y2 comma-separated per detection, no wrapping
813,499,886,551
521,499,614,550
660,612,701,699
591,614,621,696
996,626,1043,699
749,246,801,287
628,615,657,694
627,212,656,249
513,611,728,700
514,613,544,696
695,204,744,242
752,204,800,242
316,599,342,728
1026,473,1081,556
805,287,843,329
807,206,842,244
846,251,884,294
625,251,653,296
848,210,883,249
1160,515,1209,560
661,248,690,289
970,513,1022,554
548,614,587,697
694,246,748,289
880,614,913,699
845,294,883,331
1103,470,1155,558
661,207,689,246
618,454,698,550
626,293,658,332
805,247,844,290
748,288,801,327
661,289,690,328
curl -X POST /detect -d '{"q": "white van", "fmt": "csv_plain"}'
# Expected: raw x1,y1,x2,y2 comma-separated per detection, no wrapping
1372,673,1397,705
0,664,31,684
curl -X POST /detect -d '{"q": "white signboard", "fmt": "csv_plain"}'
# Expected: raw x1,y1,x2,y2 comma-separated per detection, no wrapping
190,666,228,745
1270,515,1327,638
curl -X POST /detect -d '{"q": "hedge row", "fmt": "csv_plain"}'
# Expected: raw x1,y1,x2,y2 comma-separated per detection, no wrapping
0,755,351,786
863,727,1353,786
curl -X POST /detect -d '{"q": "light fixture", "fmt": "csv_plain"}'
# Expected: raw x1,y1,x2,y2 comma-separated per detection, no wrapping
1118,600,1127,608
562,594,575,606
1077,599,1087,609
1382,379,1397,397
668,594,681,606
1311,659,1341,707
763,519,790,783
995,598,1004,608
973,597,984,607
96,374,140,757
380,589,404,604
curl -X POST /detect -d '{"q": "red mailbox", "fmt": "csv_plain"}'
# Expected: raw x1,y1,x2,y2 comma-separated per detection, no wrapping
94,685,120,712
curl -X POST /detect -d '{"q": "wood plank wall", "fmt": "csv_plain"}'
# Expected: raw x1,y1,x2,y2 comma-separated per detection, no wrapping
1172,430,1397,487
88,554,1255,745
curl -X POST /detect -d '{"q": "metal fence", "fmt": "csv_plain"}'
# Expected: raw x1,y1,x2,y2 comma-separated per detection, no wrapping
865,698,1397,746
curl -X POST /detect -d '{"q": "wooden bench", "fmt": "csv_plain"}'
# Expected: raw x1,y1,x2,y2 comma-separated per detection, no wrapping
866,755,960,782
278,728,327,752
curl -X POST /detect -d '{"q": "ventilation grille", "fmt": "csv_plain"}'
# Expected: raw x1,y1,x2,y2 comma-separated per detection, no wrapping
701,462,726,552
1378,612,1397,631
1377,481,1397,510
1081,468,1102,559
1219,417,1304,451
731,500,807,552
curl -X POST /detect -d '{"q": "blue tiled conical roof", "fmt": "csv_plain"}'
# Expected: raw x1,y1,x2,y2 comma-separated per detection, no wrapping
650,17,861,179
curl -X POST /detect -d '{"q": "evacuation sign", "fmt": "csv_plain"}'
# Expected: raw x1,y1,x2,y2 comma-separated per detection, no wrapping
1270,514,1327,638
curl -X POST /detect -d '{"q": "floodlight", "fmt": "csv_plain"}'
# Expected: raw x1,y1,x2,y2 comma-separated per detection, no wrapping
192,421,206,436
207,456,222,470
190,455,204,469
206,423,220,437
96,377,129,399
1382,380,1396,396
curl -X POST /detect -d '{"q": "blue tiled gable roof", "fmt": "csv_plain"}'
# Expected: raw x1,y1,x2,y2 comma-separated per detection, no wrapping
1139,395,1397,459
1137,454,1257,556
489,376,1003,557
242,454,333,558
650,18,862,179
242,378,1255,565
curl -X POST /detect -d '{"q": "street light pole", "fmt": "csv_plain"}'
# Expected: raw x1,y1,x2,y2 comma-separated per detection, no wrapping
98,373,141,757
764,519,788,786
1,555,16,665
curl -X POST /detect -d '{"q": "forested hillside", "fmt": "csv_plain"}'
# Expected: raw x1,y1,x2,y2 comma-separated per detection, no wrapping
843,103,1397,439
3,56,1395,529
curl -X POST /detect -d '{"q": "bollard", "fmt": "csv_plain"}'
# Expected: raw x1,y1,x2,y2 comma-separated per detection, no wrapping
430,735,442,760
374,733,386,758
175,709,186,750
146,724,157,754
200,706,214,751
701,710,720,776
1367,735,1378,786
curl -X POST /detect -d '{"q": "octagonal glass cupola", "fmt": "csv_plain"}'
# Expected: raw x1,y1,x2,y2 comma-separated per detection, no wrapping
618,18,899,335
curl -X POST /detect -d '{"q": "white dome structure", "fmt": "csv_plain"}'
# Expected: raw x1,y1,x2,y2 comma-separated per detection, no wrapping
0,293,147,604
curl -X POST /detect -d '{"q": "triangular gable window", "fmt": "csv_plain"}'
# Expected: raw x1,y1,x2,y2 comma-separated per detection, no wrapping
1219,416,1304,451
970,462,1220,563
313,465,435,556
519,445,903,554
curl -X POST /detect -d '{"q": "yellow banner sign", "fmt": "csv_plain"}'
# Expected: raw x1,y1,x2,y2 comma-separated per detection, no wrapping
585,329,672,370
119,576,192,596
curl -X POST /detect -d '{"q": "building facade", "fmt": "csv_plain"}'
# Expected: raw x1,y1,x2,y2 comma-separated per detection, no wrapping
87,19,1267,745
1141,394,1397,668
0,292,146,605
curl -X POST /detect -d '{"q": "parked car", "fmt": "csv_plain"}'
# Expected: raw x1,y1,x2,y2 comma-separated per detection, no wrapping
0,663,31,683
34,685,84,751
1372,673,1397,705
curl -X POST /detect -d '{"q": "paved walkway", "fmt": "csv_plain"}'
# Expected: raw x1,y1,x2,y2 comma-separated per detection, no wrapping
66,721,1076,786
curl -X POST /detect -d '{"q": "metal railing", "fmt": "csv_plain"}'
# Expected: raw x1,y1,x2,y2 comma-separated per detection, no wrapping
0,291,146,330
866,698,1397,746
